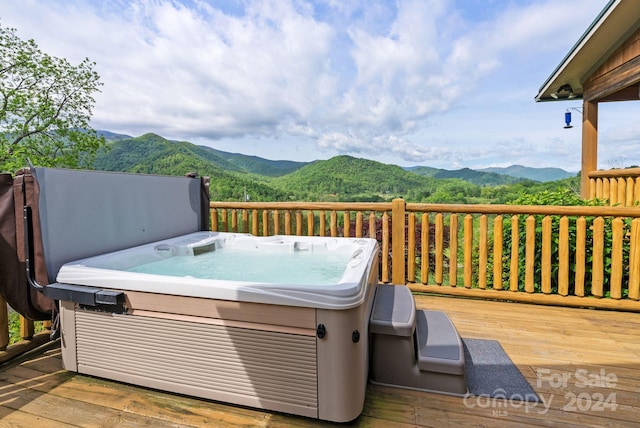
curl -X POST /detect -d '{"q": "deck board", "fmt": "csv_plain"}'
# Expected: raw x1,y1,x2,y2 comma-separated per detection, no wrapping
0,295,638,427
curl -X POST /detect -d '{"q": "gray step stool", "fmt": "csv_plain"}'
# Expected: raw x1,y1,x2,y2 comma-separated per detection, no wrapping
369,284,467,395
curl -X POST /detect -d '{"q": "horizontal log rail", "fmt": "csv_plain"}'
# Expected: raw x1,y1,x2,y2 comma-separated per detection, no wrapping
211,199,640,311
588,168,640,207
589,167,640,178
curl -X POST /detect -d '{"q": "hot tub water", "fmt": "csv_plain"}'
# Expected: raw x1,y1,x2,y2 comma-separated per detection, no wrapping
127,245,353,286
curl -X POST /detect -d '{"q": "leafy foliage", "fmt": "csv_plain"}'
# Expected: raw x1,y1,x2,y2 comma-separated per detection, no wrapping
487,187,628,297
480,175,581,204
0,23,104,172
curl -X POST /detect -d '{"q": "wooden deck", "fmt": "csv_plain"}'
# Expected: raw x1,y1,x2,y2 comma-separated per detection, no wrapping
0,295,638,427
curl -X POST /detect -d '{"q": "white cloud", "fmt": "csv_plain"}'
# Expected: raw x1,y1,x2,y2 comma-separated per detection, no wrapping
0,0,623,170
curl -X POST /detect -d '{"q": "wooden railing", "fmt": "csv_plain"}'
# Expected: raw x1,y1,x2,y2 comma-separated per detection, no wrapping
211,199,640,311
4,196,639,362
588,167,640,207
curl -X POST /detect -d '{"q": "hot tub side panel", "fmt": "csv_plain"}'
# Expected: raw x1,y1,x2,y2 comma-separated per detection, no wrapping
60,298,320,419
316,256,379,423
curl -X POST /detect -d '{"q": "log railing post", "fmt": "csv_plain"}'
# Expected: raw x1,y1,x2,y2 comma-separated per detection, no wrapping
391,198,406,285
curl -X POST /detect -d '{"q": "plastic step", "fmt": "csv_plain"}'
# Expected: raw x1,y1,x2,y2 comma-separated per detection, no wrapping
415,310,465,375
369,284,415,337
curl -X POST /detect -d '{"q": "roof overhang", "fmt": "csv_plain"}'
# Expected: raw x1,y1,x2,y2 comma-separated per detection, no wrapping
535,0,640,102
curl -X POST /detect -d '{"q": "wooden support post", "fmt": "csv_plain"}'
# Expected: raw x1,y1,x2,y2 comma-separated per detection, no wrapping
581,100,598,199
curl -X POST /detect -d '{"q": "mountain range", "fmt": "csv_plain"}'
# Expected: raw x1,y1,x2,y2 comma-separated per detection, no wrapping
97,131,573,182
92,132,575,202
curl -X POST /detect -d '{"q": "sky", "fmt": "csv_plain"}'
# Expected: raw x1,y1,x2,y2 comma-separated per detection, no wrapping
2,0,639,172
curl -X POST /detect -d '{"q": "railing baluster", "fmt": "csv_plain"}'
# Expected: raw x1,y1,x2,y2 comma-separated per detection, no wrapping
407,213,416,283
330,211,338,237
296,210,303,236
262,210,269,236
318,210,327,236
369,212,376,239
252,209,259,236
449,214,458,287
626,177,634,207
629,218,640,300
592,217,604,297
355,211,363,238
610,217,624,299
575,216,586,296
20,316,34,340
421,213,429,285
478,214,487,289
510,215,519,292
493,215,503,290
558,216,569,296
284,210,292,235
344,211,350,238
525,215,536,293
211,209,218,232
617,178,626,206
231,209,238,233
541,215,552,294
273,210,280,235
435,213,444,285
242,209,249,233
221,209,228,232
307,211,315,236
464,214,473,288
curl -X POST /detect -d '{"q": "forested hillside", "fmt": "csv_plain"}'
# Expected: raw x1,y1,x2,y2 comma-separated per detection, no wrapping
408,166,525,186
478,165,573,181
199,147,308,177
93,134,291,201
272,156,438,201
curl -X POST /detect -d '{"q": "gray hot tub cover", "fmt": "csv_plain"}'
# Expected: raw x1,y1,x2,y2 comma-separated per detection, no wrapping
0,167,210,320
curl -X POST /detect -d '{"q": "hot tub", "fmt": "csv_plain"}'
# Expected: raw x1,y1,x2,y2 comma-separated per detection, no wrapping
56,231,379,422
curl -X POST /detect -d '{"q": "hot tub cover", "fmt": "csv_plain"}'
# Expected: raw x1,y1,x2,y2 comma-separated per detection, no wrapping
0,167,210,320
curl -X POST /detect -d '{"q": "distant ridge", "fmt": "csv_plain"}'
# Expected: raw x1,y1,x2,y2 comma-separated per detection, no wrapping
196,145,308,177
95,130,573,183
478,165,574,182
406,166,526,186
98,130,133,141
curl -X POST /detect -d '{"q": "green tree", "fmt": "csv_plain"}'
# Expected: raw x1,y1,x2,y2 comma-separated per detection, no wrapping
0,23,104,172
